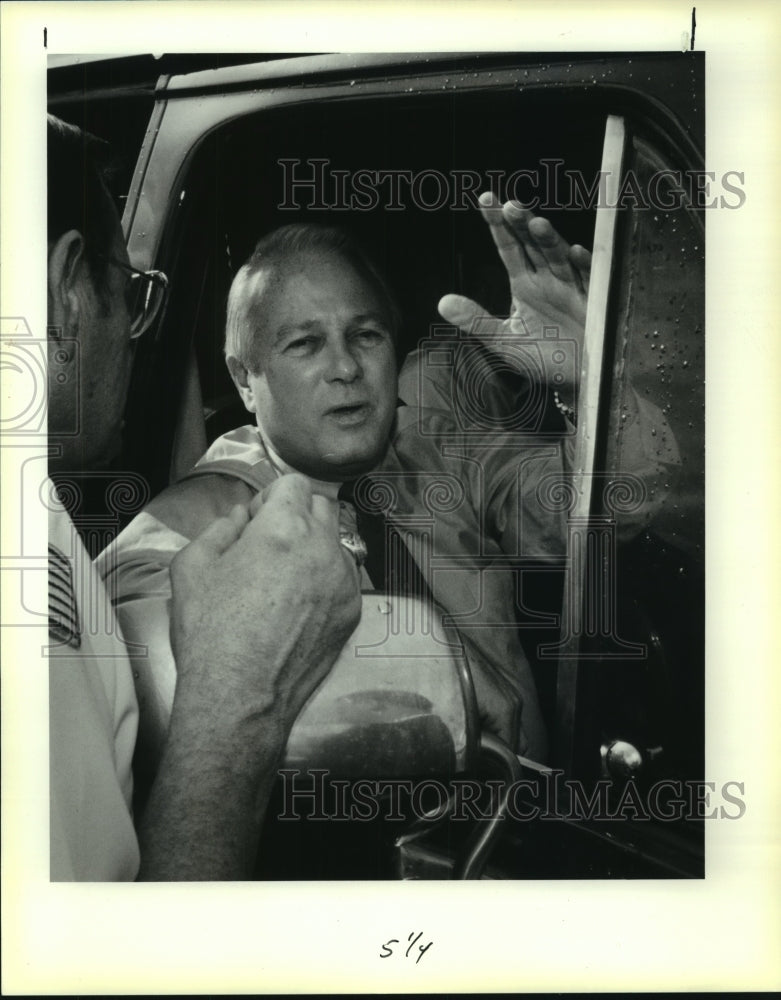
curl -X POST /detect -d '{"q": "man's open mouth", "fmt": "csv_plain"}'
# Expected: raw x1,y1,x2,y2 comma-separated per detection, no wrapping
329,402,368,414
327,403,371,424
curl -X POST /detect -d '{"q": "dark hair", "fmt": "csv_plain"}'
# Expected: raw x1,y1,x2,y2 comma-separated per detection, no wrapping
225,223,402,371
47,114,117,294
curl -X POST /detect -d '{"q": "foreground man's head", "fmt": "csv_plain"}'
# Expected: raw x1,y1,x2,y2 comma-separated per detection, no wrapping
225,225,400,482
46,114,135,474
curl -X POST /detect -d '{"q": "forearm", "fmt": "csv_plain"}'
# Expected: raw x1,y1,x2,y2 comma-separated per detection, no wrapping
134,477,362,880
137,694,287,881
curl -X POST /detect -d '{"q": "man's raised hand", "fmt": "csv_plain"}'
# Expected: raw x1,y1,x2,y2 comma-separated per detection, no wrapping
438,191,592,397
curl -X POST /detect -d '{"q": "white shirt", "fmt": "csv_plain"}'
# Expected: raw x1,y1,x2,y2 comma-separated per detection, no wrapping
49,486,140,881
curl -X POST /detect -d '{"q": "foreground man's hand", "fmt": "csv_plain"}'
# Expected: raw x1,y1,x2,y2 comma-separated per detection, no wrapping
138,474,361,880
438,191,592,397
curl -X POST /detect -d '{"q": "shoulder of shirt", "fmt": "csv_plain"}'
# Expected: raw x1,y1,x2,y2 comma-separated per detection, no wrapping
394,402,461,436
385,405,466,479
134,424,263,540
97,472,255,582
144,472,255,541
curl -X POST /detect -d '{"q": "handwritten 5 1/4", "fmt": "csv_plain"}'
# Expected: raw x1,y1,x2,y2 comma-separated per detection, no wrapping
380,931,433,964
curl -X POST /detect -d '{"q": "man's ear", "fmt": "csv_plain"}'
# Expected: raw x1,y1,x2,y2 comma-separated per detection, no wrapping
47,230,86,337
226,355,258,414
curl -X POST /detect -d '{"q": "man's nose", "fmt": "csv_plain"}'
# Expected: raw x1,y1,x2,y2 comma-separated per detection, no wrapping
326,339,362,382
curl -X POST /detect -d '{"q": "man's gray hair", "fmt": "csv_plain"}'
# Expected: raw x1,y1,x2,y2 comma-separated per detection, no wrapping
225,223,401,372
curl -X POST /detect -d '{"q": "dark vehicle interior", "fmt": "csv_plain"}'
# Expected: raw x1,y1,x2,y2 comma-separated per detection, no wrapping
125,91,603,480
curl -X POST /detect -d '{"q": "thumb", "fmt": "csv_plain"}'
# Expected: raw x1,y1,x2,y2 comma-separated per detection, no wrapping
437,294,504,342
188,504,249,562
170,506,249,600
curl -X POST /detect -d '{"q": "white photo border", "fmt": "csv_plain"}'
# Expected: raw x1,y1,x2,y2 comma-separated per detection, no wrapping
2,0,780,993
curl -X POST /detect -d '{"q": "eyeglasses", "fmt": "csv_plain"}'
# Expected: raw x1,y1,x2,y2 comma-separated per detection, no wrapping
98,254,169,340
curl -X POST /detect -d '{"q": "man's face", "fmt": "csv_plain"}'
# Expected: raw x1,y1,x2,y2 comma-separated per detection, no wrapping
48,205,134,472
234,253,398,481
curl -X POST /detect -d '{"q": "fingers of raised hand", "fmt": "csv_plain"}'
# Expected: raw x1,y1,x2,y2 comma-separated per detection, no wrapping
481,192,588,292
527,216,578,282
501,199,548,272
477,191,531,274
568,244,592,294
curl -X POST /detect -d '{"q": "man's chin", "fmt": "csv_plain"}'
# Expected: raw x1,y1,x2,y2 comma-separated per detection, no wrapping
303,444,389,483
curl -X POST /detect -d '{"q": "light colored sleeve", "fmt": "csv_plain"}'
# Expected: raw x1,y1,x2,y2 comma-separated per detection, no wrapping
49,497,140,880
96,513,190,799
402,343,681,551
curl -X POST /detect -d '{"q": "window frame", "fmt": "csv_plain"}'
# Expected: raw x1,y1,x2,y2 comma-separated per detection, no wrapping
117,52,706,876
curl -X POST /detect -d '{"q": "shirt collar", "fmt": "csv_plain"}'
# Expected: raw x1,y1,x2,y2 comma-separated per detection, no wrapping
255,419,342,500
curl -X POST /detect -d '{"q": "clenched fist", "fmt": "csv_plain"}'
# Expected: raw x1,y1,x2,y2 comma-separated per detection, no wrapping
139,473,361,880
170,473,362,734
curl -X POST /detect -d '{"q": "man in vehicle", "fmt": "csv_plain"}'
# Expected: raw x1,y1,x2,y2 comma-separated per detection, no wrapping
100,194,679,772
46,114,361,880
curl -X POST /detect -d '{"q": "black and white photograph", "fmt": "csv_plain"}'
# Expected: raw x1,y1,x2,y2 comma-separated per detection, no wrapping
47,46,709,882
2,1,779,994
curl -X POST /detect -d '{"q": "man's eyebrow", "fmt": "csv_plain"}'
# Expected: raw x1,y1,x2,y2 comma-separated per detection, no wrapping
273,319,323,345
273,313,390,345
349,312,390,330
